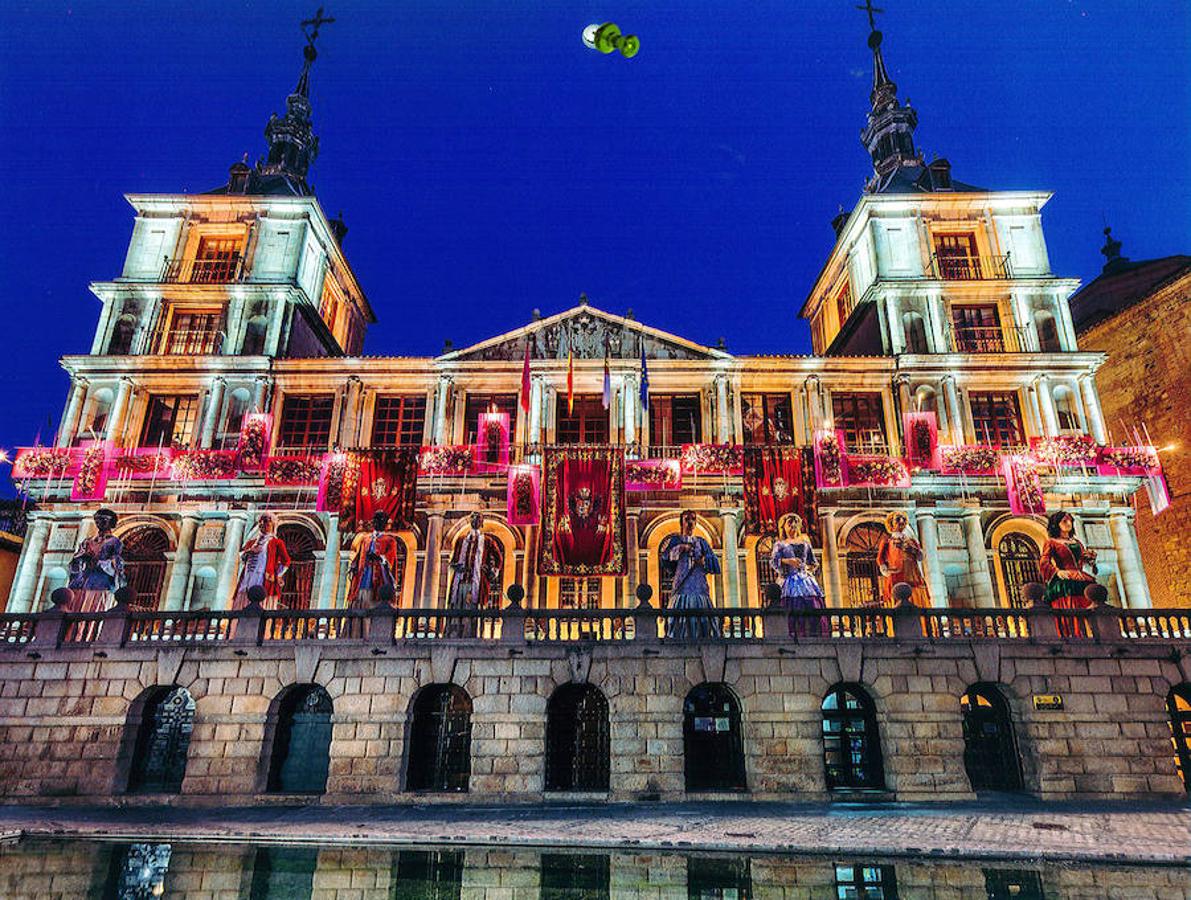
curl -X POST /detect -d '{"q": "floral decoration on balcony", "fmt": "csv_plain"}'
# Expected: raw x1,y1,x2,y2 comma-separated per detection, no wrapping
1003,454,1046,516
419,445,476,475
12,447,75,479
902,411,940,470
112,448,174,480
316,452,350,512
1095,445,1160,476
813,429,845,488
845,455,911,488
625,458,683,491
680,443,743,475
939,445,1000,475
71,442,111,502
1029,435,1098,467
506,464,540,525
265,455,323,486
235,413,272,472
171,450,239,481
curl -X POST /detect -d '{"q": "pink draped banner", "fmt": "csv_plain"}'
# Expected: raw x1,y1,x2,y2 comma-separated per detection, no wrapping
902,411,940,470
507,464,541,525
475,412,510,473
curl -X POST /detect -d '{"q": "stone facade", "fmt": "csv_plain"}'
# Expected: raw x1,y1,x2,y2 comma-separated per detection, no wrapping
0,636,1185,806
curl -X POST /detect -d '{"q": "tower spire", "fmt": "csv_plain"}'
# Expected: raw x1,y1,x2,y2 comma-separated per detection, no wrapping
856,2,923,192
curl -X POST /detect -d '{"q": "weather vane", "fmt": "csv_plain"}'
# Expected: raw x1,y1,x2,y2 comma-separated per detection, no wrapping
301,7,336,54
856,0,884,32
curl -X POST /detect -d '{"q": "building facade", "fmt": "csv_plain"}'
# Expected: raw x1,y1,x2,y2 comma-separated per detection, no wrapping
2,20,1161,620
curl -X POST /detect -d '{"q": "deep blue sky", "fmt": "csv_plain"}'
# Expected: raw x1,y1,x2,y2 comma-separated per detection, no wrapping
0,1,1187,457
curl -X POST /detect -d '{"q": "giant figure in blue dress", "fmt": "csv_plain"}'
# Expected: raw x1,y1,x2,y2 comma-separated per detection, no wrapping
660,510,721,640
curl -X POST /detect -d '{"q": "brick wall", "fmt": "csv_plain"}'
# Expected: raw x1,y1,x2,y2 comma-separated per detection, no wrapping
1079,274,1191,608
0,639,1185,806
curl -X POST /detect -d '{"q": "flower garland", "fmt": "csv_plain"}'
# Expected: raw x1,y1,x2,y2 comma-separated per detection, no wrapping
847,456,909,487
265,456,323,486
236,414,271,471
72,444,107,499
113,451,173,478
911,420,933,462
419,445,475,475
680,443,743,474
1030,435,1098,467
317,454,350,512
13,448,73,478
815,432,844,487
626,459,682,489
1098,447,1158,470
171,450,239,481
1004,454,1045,515
512,470,536,517
940,445,1000,474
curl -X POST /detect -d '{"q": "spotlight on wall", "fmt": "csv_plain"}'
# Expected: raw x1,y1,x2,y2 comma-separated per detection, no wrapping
582,22,639,58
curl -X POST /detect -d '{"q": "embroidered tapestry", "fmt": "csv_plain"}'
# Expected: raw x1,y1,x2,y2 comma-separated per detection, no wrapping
538,447,627,576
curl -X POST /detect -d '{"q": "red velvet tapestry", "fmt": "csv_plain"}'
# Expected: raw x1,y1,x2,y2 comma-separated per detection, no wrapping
538,447,627,576
343,448,419,533
742,446,817,536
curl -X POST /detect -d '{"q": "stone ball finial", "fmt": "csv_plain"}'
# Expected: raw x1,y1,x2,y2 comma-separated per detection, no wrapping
1022,582,1047,607
763,583,782,607
377,583,397,607
635,584,654,608
49,588,73,609
245,585,267,608
1083,583,1109,606
892,582,914,606
505,583,525,609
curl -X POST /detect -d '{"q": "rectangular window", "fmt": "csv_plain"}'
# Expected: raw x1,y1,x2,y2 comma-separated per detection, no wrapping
190,236,244,283
278,394,335,449
741,393,794,445
558,578,601,610
834,280,854,327
139,395,199,449
158,309,225,356
811,311,827,355
370,395,427,447
832,392,887,454
555,396,608,445
969,391,1025,447
933,232,980,280
951,304,1005,353
463,394,519,444
649,395,702,448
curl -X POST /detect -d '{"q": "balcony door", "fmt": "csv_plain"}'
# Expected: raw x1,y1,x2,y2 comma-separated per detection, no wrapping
555,396,608,445
934,232,979,280
951,305,1004,353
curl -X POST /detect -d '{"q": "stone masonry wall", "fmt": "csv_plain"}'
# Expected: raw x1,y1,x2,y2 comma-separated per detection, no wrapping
0,638,1186,806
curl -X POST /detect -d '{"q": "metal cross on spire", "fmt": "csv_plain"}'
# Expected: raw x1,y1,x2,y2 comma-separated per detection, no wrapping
301,7,336,50
855,0,884,32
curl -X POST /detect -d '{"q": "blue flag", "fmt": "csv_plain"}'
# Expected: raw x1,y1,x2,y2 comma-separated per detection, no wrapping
639,343,649,411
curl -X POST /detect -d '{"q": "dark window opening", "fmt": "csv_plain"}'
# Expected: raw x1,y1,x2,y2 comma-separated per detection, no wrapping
277,524,320,610
683,683,747,793
122,527,170,611
278,394,334,449
832,393,887,454
844,524,884,609
961,684,1023,792
372,395,428,447
545,684,610,793
951,304,1005,352
127,687,195,794
556,395,609,445
688,857,753,899
997,533,1041,609
741,393,794,445
267,685,333,794
650,394,702,448
821,684,885,792
407,685,473,793
139,395,199,449
391,849,464,900
969,391,1024,448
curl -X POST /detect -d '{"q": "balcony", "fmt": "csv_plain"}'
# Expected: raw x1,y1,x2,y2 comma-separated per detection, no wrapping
157,324,224,356
930,253,1012,281
950,324,1030,354
161,254,246,284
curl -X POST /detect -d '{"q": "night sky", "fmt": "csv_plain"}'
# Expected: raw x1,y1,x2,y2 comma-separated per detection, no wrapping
0,1,1187,462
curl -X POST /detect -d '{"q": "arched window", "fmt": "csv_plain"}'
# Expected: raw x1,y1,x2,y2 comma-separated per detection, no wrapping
481,538,503,610
545,683,610,792
122,527,170,610
241,315,268,356
1035,311,1062,353
407,685,472,793
902,311,929,354
220,388,251,449
821,684,885,792
83,389,114,442
277,524,321,610
960,684,1022,792
266,685,333,794
997,532,1041,609
683,683,746,793
108,314,138,356
843,523,885,608
754,536,775,605
126,686,195,794
1052,386,1080,433
1168,684,1191,794
914,385,938,416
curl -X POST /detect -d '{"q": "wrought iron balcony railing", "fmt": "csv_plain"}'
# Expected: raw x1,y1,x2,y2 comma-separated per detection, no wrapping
930,253,1012,281
949,324,1034,354
160,254,247,284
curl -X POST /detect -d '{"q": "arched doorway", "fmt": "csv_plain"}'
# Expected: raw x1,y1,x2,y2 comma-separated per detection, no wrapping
126,686,195,794
545,683,610,792
481,539,503,609
997,532,1042,608
277,524,320,610
821,684,885,792
407,685,472,793
683,683,746,793
266,685,334,794
754,536,776,605
122,527,170,610
902,311,929,354
843,523,885,608
961,684,1022,792
1168,684,1191,794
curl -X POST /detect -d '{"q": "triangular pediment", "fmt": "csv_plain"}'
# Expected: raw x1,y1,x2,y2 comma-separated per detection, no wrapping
441,304,732,362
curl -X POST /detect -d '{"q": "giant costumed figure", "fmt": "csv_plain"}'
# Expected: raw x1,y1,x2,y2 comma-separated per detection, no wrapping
660,510,721,640
232,513,291,610
1040,510,1098,637
770,513,826,636
68,507,125,612
346,510,400,609
446,512,500,637
876,511,930,608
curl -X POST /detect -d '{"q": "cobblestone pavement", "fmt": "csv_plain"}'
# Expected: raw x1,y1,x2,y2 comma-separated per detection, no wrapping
0,801,1187,864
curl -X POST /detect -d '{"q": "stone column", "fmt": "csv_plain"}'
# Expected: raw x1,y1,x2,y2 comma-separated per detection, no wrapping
163,515,200,610
720,508,742,608
419,513,445,608
819,510,842,608
885,294,904,354
1079,375,1107,444
339,376,362,447
318,514,341,608
803,377,821,435
527,376,544,447
622,374,638,446
962,511,996,608
105,378,133,444
265,296,288,355
7,515,51,613
1036,376,1058,436
928,292,949,352
624,513,640,606
942,376,963,445
199,377,226,449
933,379,951,441
251,377,269,415
56,378,89,448
715,375,731,443
214,514,248,610
432,376,453,445
1109,510,1150,609
915,510,949,608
